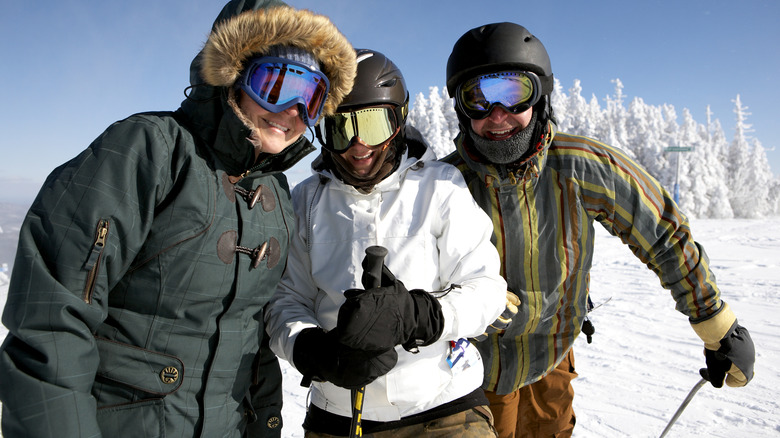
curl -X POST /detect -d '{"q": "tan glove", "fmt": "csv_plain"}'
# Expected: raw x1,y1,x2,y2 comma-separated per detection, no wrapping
473,291,521,342
691,302,755,388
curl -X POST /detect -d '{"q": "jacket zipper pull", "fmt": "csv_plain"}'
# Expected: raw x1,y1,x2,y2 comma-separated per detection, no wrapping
82,219,109,303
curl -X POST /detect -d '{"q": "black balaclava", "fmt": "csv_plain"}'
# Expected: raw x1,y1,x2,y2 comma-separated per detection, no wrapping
467,110,538,165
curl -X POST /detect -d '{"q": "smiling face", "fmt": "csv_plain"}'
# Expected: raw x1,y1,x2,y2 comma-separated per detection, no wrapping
470,105,534,141
238,90,307,156
338,137,388,177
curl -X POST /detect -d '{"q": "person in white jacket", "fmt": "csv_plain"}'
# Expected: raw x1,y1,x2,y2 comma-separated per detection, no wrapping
264,49,509,437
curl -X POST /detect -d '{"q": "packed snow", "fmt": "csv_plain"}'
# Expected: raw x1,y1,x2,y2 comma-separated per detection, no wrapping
1,203,778,437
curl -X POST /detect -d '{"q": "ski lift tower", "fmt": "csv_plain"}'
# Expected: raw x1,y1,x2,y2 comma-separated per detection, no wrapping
664,146,694,204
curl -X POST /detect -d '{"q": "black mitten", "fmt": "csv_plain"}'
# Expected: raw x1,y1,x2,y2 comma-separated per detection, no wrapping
337,263,444,352
292,328,397,390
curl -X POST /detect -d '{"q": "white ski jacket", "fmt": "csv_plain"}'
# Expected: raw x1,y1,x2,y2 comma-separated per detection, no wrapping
265,140,507,421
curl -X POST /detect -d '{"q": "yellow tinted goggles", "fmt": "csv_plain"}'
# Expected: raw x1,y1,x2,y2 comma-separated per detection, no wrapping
319,106,399,152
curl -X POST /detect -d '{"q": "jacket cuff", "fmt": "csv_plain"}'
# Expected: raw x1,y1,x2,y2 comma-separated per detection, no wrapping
690,302,737,347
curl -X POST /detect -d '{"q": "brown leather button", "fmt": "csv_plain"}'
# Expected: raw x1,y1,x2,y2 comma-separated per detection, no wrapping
217,230,238,264
265,237,281,269
260,185,276,212
222,173,236,203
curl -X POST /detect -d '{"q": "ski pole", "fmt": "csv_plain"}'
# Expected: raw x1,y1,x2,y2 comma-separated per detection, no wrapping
658,370,708,438
349,245,388,438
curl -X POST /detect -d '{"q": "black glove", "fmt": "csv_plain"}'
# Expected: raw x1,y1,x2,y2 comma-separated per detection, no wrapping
700,323,755,388
292,327,397,390
336,263,444,353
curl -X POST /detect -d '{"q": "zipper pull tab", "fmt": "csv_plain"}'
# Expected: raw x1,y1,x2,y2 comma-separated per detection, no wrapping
82,219,109,303
84,220,109,270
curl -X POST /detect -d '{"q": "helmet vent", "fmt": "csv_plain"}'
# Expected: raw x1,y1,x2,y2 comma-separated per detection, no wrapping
379,78,397,88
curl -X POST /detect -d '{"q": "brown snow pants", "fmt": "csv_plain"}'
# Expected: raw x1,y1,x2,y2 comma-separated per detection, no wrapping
303,406,497,437
484,348,577,438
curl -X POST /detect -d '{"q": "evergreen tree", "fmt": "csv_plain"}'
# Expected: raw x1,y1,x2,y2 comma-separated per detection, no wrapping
550,78,568,131
727,95,755,217
409,86,458,158
745,138,773,217
625,97,665,175
603,79,628,151
656,104,680,190
704,118,735,218
676,109,702,216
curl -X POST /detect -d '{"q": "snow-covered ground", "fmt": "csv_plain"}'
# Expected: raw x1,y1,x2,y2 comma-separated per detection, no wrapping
1,206,778,437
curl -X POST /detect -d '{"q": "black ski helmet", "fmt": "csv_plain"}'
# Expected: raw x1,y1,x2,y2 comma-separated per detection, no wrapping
316,48,409,153
337,48,409,124
315,48,410,187
446,22,554,99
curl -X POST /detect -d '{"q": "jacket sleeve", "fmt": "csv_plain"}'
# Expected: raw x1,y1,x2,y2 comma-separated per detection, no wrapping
246,328,283,438
264,182,323,364
582,142,722,321
0,115,173,437
432,164,507,340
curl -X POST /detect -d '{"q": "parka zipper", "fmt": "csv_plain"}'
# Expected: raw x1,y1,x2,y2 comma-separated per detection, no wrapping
82,219,109,304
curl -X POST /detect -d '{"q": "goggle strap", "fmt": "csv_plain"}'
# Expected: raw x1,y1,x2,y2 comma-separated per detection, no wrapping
538,75,554,96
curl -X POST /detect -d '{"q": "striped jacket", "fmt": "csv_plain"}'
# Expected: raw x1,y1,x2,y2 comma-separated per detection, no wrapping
442,121,724,394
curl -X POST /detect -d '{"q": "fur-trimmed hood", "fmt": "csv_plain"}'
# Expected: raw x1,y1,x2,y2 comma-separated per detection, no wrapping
201,6,356,118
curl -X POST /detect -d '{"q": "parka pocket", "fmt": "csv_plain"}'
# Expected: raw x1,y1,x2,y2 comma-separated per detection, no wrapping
95,337,184,396
96,398,165,438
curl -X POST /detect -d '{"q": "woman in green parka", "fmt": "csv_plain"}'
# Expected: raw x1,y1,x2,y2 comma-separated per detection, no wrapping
0,1,355,437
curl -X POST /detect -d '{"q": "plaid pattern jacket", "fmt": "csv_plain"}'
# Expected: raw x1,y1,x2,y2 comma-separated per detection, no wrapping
442,122,724,394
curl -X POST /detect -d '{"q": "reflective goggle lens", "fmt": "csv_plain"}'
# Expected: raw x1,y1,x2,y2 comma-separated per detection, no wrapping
320,106,398,152
457,71,541,119
240,56,330,127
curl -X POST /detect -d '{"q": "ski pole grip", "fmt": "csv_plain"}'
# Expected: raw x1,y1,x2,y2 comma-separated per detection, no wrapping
362,246,388,289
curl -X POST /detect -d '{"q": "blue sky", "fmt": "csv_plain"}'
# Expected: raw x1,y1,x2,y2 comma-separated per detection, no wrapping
1,0,778,202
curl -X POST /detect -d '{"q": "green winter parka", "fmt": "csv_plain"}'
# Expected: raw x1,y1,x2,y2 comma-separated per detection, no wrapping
442,121,726,395
0,1,355,437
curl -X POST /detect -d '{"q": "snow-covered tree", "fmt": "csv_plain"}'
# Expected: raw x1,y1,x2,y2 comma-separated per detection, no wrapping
602,79,628,151
727,95,757,217
744,138,774,217
769,178,780,216
626,97,668,178
550,78,567,129
675,109,733,218
408,86,458,158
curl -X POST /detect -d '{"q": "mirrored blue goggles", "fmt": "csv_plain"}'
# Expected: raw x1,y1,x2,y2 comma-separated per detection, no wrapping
318,106,400,153
456,71,541,120
238,56,330,127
